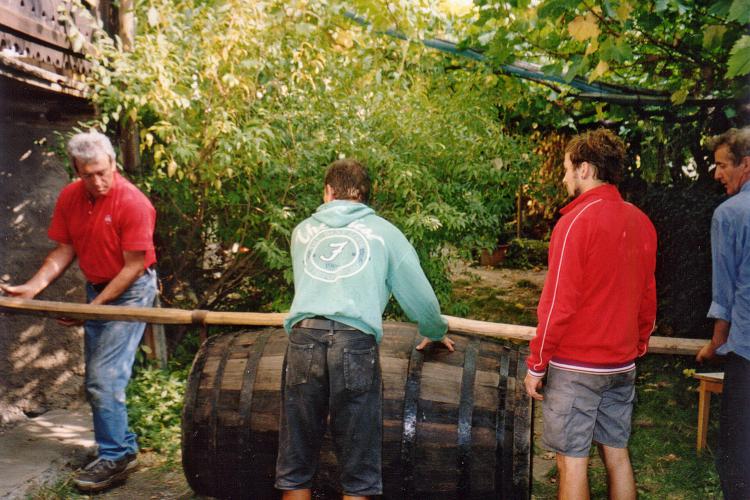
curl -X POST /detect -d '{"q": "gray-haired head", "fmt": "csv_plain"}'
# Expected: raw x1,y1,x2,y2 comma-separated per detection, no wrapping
67,131,116,170
706,127,750,165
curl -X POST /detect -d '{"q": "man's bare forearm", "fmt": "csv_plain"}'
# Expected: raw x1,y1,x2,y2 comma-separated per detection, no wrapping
697,319,730,362
5,244,75,298
710,319,730,349
90,251,147,305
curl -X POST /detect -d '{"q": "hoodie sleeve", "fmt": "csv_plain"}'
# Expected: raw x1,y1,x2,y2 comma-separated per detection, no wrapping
389,245,448,340
526,214,587,377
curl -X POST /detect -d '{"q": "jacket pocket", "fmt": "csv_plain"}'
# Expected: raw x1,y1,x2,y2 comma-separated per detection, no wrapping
343,346,376,392
286,342,315,387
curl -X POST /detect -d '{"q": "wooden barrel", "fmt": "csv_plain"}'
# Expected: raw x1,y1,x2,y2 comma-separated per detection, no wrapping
181,323,533,499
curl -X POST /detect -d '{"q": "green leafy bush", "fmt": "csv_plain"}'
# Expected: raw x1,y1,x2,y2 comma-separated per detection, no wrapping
83,0,533,315
503,238,549,269
126,365,187,457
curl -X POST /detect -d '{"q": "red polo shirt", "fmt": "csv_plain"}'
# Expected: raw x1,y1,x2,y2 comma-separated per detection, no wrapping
48,171,156,284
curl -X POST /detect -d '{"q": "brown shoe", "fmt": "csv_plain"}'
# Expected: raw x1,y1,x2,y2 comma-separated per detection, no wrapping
73,454,137,492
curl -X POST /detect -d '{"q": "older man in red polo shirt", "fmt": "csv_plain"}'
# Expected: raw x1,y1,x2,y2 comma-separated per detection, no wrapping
1,131,157,492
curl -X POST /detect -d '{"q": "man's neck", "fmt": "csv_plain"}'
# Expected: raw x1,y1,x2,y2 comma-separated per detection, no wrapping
737,173,750,193
577,180,606,196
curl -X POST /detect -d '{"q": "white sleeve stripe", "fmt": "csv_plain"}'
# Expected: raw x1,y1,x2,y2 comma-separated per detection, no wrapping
532,199,603,372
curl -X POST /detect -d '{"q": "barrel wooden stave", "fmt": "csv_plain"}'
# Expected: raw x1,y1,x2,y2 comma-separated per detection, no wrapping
182,323,532,499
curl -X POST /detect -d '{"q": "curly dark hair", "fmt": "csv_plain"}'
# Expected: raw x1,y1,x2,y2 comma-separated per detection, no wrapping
324,159,371,203
565,128,626,185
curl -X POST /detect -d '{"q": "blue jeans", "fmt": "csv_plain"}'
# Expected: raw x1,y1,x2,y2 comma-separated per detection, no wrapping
84,268,157,461
275,327,383,496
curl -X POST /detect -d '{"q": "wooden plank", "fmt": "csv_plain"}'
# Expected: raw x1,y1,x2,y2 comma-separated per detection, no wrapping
420,362,462,404
473,369,501,409
0,296,286,325
444,315,536,343
150,294,168,368
694,372,724,382
0,296,708,355
647,336,706,355
0,4,78,52
0,53,86,96
253,356,283,391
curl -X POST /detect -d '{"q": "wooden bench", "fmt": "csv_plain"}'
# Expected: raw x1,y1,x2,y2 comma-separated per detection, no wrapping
693,372,724,453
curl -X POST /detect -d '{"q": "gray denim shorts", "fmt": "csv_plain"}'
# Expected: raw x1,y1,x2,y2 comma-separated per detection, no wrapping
542,365,636,457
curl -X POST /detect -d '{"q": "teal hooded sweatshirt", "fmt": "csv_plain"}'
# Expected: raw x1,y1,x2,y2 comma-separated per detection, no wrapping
284,200,448,343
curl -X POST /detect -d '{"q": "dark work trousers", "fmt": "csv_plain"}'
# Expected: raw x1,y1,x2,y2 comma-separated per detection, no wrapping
275,327,383,496
717,352,750,500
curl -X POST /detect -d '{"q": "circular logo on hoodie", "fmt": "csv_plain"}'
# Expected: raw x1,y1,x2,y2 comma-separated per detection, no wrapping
304,228,370,282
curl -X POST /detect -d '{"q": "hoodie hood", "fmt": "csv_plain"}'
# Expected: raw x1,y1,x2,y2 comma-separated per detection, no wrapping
311,200,374,228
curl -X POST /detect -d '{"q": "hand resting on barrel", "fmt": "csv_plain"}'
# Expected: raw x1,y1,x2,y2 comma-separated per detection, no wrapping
415,335,455,352
524,372,544,401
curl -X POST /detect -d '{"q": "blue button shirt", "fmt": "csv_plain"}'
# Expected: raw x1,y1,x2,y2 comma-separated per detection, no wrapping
708,181,750,361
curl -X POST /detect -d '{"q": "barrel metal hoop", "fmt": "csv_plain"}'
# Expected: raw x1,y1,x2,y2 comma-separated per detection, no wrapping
502,348,520,498
237,331,271,451
512,347,533,499
209,332,242,453
399,334,425,498
495,346,511,497
457,337,480,495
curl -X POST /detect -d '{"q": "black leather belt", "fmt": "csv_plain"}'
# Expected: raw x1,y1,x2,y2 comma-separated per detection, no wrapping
89,266,156,292
295,317,357,331
90,281,109,293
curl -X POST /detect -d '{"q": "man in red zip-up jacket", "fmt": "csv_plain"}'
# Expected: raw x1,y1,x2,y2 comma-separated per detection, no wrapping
524,129,657,500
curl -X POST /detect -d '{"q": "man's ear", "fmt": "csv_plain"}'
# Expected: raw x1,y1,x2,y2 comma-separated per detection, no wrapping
580,161,598,181
579,161,591,179
739,156,750,185
324,184,335,202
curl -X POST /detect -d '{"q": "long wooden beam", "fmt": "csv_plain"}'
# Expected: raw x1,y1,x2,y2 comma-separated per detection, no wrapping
0,296,286,325
442,315,706,355
0,296,705,355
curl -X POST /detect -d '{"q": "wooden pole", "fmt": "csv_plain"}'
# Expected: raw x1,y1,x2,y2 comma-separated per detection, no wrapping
118,0,140,174
0,296,707,356
442,315,706,355
150,294,168,369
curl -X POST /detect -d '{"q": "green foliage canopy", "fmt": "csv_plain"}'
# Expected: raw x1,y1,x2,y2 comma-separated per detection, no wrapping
85,0,534,312
460,0,749,183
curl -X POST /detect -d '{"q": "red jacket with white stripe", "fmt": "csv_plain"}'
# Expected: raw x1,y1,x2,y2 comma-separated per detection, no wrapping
527,184,657,377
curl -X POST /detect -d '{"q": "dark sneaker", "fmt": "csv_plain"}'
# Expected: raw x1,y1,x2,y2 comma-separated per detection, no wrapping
123,453,138,471
73,454,137,492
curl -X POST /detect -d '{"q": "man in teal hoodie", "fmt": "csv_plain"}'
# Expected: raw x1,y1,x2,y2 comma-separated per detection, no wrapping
276,159,454,500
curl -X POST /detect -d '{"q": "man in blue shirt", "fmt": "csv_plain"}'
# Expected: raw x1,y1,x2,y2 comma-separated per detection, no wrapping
697,127,750,500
